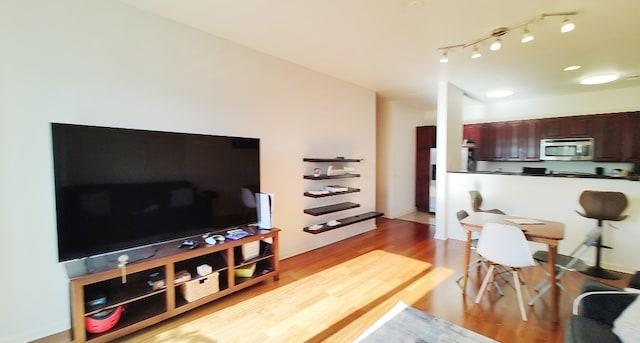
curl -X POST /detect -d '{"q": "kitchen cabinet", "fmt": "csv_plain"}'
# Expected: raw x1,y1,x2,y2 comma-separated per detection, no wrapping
541,116,591,138
464,120,540,161
488,122,507,161
622,112,640,162
592,113,623,161
466,112,639,163
521,119,542,161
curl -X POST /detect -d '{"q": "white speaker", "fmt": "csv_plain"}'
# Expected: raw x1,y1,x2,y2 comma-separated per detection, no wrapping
256,192,274,229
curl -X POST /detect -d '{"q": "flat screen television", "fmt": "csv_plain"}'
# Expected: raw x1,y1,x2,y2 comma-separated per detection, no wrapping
51,123,260,262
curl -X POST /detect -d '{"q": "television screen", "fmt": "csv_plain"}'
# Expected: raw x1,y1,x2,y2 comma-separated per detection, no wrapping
51,123,260,262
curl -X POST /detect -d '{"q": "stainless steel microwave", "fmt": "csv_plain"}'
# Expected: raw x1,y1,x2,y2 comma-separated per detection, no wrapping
540,138,594,161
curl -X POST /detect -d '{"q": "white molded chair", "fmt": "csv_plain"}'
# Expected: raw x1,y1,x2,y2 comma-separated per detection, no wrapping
474,222,535,321
455,210,504,295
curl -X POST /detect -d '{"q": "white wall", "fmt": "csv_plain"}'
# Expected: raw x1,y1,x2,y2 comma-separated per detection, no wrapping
0,1,377,342
376,100,431,218
464,86,640,123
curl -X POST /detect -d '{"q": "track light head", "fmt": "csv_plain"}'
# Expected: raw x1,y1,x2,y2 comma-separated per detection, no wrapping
439,50,448,63
471,45,481,59
490,38,502,51
521,27,534,43
560,16,575,32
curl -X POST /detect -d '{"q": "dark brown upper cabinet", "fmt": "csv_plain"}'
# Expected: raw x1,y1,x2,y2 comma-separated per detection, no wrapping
541,116,591,138
621,112,640,162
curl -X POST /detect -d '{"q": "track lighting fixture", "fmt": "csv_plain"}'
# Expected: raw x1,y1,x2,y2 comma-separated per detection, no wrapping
471,45,481,59
439,50,448,63
436,11,576,62
489,38,502,51
521,26,534,43
560,16,575,33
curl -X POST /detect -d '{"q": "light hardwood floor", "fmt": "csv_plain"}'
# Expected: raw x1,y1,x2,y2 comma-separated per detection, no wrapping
39,217,631,342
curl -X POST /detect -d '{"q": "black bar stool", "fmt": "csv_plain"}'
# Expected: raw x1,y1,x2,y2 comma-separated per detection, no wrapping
575,190,628,280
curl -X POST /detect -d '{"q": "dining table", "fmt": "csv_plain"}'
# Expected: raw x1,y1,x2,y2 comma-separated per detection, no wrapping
459,211,565,323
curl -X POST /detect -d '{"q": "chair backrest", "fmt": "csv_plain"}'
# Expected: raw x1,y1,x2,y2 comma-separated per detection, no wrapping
578,190,628,221
469,190,483,212
476,223,535,268
457,209,469,221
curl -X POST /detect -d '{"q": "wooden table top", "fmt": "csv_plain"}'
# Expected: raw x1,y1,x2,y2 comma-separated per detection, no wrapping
460,212,565,246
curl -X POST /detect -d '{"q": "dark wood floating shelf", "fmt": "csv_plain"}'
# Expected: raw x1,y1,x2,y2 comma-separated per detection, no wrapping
303,211,384,234
303,173,360,180
304,202,360,216
303,158,362,162
303,187,360,198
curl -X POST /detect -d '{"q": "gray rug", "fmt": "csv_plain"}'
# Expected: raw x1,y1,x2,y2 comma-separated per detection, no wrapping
355,302,499,343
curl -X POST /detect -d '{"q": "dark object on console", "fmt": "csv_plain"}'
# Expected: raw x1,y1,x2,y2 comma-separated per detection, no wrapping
575,190,628,280
565,277,638,343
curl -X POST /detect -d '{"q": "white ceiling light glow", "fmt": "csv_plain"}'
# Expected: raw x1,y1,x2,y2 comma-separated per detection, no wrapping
580,74,619,85
560,16,576,33
471,45,481,59
486,89,514,98
564,65,581,71
490,37,502,51
439,50,448,63
436,11,577,62
521,26,534,43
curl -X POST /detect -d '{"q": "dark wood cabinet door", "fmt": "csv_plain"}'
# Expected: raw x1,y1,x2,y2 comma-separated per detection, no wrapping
504,121,521,161
592,114,623,161
415,126,436,211
541,118,564,138
622,112,640,162
521,119,541,161
565,116,592,137
541,116,591,138
488,122,506,161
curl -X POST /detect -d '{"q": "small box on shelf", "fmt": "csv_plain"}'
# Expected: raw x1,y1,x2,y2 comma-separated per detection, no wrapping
235,263,256,278
179,272,220,302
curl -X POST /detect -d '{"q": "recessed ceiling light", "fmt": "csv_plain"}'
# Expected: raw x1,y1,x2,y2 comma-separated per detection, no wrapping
486,89,514,98
564,65,581,71
580,74,619,85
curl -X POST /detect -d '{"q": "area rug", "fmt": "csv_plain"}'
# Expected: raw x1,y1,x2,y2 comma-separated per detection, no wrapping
354,301,499,343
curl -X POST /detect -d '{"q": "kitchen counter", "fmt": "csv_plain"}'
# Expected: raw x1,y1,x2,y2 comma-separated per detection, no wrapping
452,170,639,181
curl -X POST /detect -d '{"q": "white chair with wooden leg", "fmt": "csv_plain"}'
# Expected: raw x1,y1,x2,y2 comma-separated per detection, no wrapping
456,210,504,296
474,222,536,321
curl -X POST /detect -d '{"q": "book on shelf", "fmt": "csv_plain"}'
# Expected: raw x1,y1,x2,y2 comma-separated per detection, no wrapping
325,185,348,193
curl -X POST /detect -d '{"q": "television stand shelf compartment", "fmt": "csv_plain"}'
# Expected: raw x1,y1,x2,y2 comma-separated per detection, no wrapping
303,157,383,233
68,227,280,343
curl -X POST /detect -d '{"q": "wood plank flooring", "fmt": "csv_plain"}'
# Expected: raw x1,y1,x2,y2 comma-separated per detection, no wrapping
39,217,631,342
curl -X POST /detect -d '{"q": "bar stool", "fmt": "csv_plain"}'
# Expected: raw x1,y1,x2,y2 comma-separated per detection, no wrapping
575,190,628,280
469,190,505,215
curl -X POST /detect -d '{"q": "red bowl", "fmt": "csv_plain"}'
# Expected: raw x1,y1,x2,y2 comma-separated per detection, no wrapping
85,306,123,334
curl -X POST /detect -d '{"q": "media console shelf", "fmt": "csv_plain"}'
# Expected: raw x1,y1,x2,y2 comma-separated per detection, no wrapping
303,157,382,233
68,227,280,343
303,211,383,234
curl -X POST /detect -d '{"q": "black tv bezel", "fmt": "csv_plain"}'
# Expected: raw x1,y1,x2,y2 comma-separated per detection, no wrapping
50,123,261,262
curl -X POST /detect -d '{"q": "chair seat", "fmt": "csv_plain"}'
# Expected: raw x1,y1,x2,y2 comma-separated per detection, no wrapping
565,316,621,343
533,250,588,272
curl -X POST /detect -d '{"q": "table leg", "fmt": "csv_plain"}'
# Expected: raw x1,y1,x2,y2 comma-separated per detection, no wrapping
548,244,559,323
461,230,472,294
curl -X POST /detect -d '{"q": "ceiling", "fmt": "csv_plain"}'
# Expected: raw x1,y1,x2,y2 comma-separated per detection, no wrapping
121,0,640,111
